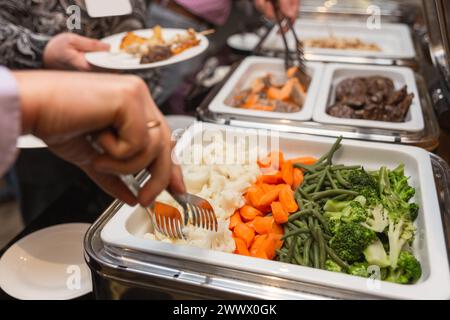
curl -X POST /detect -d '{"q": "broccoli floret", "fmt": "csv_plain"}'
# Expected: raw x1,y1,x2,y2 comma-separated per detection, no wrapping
361,204,389,233
407,203,419,221
341,200,367,223
325,259,343,273
385,251,422,284
348,168,380,205
387,218,415,269
330,222,377,263
348,168,377,190
348,262,369,277
324,196,367,229
324,211,342,234
363,238,390,268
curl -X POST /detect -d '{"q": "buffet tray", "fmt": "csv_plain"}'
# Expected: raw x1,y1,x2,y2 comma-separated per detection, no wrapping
86,123,450,300
313,63,424,132
208,56,324,121
260,19,416,60
197,58,440,150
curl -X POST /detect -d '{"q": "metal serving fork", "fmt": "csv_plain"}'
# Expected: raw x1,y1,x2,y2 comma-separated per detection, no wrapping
270,0,311,89
119,173,218,239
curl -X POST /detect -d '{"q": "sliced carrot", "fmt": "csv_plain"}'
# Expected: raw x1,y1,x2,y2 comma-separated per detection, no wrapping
260,183,276,193
240,205,263,221
292,168,304,189
259,236,277,260
250,234,267,256
261,171,284,184
258,188,281,208
246,220,255,230
271,201,289,224
271,221,284,235
246,185,264,207
268,233,284,250
281,160,294,186
234,222,255,248
279,185,298,213
267,87,282,100
289,156,317,166
279,78,296,101
229,211,242,230
234,237,250,256
253,249,268,259
243,93,258,108
253,216,275,235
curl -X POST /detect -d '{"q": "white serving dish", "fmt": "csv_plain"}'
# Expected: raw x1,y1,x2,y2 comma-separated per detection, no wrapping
208,56,324,121
101,123,449,299
261,19,416,59
313,63,425,132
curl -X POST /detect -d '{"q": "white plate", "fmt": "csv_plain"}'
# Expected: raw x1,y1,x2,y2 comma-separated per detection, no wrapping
227,33,260,51
313,63,424,132
208,56,324,121
261,19,416,59
0,223,92,300
17,135,47,149
101,123,450,299
85,28,209,70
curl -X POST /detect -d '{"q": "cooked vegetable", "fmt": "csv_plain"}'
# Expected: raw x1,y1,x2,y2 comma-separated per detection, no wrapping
277,137,421,284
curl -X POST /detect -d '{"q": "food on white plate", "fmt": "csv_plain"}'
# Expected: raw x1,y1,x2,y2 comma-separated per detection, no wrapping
327,76,414,122
143,137,422,284
119,25,200,64
304,36,381,51
230,66,307,113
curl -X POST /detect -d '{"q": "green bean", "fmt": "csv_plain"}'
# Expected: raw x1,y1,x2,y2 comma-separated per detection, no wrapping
294,191,304,208
312,208,329,232
298,187,313,201
325,245,350,270
288,208,314,222
326,170,337,189
332,194,351,201
312,241,320,268
316,225,326,269
287,236,296,262
293,163,317,173
281,227,310,240
304,171,323,181
303,238,312,267
330,165,362,171
324,136,343,165
311,189,358,200
323,233,332,241
335,170,350,188
314,167,329,193
304,183,318,193
293,220,308,229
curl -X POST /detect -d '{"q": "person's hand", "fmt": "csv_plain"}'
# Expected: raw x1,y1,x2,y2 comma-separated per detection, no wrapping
13,71,185,206
43,33,110,71
254,0,300,24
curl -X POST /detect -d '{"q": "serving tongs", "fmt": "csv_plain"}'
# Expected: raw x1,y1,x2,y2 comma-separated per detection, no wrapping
269,0,311,89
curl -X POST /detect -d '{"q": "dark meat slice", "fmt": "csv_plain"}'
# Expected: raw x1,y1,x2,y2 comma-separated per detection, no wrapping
384,92,414,122
327,103,355,118
387,85,407,105
140,45,172,63
335,77,367,107
365,76,394,101
356,103,385,120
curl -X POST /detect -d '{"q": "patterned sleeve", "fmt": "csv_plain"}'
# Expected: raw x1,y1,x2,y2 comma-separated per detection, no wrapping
0,19,50,69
